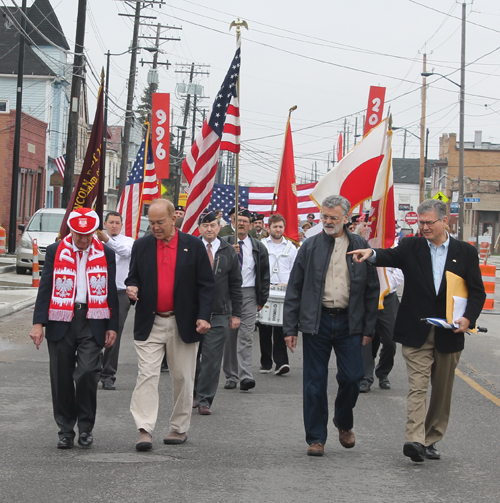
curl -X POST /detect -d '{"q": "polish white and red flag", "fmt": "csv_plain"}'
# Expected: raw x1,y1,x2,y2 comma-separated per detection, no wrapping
366,126,395,308
310,118,389,211
181,43,241,235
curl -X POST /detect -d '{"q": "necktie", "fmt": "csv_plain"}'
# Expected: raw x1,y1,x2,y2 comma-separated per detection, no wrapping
207,243,214,268
238,240,244,268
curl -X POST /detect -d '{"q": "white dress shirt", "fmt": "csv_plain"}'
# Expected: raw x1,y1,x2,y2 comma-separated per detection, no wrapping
202,237,221,256
104,233,134,290
240,235,256,287
72,242,89,303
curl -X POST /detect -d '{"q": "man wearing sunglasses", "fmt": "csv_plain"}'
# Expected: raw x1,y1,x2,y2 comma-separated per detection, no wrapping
349,199,485,463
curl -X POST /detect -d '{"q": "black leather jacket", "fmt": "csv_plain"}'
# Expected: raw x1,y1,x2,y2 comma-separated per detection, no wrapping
283,229,379,337
222,234,270,307
210,238,243,317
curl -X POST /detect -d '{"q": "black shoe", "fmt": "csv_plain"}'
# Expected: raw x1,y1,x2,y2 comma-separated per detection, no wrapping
224,380,237,389
102,382,116,390
240,378,256,391
425,443,441,460
78,432,93,448
379,378,391,390
360,381,371,393
275,364,290,376
57,437,74,449
403,442,425,462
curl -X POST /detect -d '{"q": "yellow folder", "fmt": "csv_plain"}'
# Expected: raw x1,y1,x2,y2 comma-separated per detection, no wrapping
445,271,477,333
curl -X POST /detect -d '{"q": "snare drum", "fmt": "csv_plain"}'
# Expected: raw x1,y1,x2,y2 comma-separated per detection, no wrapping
258,289,286,326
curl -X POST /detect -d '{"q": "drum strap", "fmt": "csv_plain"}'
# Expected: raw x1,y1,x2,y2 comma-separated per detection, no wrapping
262,239,292,284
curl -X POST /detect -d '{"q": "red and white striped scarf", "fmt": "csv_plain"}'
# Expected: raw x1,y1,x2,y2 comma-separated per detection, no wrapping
49,234,111,322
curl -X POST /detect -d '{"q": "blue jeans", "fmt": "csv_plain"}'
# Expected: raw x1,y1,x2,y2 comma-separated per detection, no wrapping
302,311,364,445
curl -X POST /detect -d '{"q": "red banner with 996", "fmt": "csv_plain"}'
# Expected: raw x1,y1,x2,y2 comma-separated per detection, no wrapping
363,86,386,137
152,93,170,179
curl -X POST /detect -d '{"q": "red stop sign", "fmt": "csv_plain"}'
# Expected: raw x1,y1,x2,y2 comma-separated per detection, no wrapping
405,211,418,225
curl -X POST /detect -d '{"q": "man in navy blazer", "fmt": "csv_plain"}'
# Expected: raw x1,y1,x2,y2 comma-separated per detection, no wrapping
30,208,119,450
126,199,214,451
350,199,485,462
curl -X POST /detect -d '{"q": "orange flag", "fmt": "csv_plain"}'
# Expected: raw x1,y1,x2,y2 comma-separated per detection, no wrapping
275,117,299,243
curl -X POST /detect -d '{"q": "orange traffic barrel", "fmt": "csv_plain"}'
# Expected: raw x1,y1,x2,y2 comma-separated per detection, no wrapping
480,264,496,311
32,239,40,287
0,226,5,255
479,241,489,265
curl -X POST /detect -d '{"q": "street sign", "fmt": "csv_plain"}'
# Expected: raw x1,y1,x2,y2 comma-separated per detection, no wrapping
464,197,480,203
432,191,450,203
405,211,418,225
450,203,459,215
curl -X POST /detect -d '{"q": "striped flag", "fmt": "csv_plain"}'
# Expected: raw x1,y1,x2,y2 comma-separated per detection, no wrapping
181,44,241,235
208,182,319,224
117,128,159,239
54,154,66,178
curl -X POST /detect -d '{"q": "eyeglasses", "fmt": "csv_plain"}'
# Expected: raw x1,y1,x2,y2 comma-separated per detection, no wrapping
418,219,441,228
321,215,342,223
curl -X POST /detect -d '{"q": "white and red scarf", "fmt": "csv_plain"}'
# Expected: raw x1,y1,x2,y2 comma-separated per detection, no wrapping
48,234,111,322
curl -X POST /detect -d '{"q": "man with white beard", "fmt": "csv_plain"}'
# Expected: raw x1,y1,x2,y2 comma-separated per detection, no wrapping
283,195,379,457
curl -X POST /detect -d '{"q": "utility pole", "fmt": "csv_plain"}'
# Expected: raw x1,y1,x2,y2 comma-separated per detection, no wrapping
117,1,141,202
174,63,209,204
458,2,466,241
8,0,27,253
419,53,427,203
61,0,87,208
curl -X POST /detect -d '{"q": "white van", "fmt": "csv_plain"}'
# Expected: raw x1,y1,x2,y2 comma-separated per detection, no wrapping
16,208,66,274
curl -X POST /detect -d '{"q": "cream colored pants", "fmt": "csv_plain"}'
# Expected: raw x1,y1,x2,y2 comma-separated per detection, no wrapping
130,315,199,435
402,327,461,446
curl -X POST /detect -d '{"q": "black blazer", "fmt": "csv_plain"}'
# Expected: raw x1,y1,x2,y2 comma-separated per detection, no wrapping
33,241,119,347
125,232,215,343
374,236,486,353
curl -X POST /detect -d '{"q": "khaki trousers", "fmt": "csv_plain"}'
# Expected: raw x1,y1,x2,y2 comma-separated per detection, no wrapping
402,327,461,446
130,315,199,435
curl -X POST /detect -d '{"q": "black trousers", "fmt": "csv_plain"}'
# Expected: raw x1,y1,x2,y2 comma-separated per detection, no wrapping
100,290,130,385
47,308,103,438
258,323,289,370
362,291,399,384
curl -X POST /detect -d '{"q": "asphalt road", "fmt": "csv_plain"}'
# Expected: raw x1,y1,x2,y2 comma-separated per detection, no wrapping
1,304,500,503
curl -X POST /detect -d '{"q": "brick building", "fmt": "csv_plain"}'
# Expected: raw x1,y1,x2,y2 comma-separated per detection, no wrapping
0,111,47,247
433,131,500,251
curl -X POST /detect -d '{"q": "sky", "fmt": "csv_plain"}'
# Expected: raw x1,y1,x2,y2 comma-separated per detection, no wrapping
44,0,500,186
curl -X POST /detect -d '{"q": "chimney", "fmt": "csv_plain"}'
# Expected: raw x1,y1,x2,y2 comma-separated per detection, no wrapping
474,130,482,149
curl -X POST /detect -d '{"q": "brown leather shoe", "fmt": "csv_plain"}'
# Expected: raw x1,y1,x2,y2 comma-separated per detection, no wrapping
136,429,152,451
333,419,355,448
337,427,355,448
307,442,324,457
198,405,211,415
163,431,187,444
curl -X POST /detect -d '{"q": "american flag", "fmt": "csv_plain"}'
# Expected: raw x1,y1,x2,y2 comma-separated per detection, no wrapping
181,44,241,235
117,130,159,239
208,182,320,224
54,154,65,178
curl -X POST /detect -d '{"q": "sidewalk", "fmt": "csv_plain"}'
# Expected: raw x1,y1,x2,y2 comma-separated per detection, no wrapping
0,255,38,318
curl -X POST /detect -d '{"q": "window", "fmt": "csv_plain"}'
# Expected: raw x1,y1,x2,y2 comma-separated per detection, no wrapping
0,100,8,113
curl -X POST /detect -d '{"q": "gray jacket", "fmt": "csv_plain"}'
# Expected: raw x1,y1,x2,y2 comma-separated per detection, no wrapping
210,238,243,318
283,229,379,337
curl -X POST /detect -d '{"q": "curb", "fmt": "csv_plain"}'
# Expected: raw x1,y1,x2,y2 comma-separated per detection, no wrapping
0,293,38,319
0,265,16,274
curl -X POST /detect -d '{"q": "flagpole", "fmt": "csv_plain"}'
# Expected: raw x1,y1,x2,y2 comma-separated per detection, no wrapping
230,19,247,238
135,121,151,239
271,105,297,215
